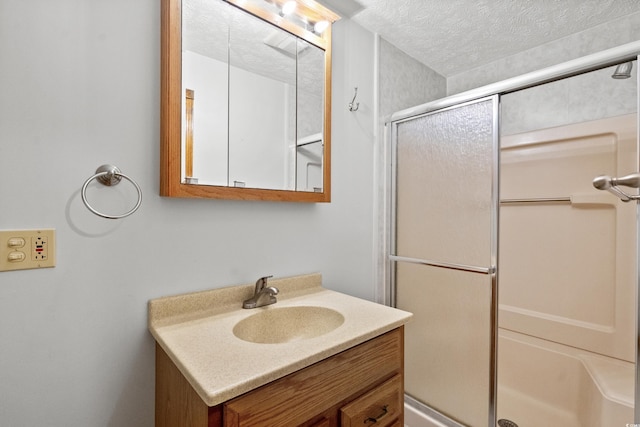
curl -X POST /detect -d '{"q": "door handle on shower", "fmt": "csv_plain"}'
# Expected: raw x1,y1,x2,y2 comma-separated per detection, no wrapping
611,173,640,188
593,173,640,202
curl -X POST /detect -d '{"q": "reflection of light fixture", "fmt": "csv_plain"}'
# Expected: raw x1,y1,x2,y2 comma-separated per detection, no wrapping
281,1,297,16
313,20,329,34
254,0,339,37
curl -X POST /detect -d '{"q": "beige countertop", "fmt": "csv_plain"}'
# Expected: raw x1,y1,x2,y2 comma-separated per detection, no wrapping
148,273,412,406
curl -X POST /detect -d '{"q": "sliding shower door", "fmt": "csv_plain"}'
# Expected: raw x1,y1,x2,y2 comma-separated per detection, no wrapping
390,96,499,427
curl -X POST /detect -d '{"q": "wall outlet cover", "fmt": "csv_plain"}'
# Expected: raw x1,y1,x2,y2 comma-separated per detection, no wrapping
0,229,56,272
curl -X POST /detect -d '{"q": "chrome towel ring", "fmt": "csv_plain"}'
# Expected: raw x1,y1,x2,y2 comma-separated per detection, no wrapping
81,164,142,219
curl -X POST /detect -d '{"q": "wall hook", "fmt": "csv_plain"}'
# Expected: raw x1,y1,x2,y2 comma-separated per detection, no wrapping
348,87,360,112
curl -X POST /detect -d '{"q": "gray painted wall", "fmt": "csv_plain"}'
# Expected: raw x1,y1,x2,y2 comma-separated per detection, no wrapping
0,1,377,424
374,37,447,298
3,1,634,425
501,63,637,136
379,38,447,120
446,12,640,136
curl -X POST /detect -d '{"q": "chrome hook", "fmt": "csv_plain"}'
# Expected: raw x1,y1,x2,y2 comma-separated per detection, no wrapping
348,87,359,112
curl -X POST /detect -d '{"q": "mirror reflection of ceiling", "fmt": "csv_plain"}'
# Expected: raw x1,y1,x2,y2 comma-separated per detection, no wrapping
318,0,640,77
183,0,229,62
183,0,322,89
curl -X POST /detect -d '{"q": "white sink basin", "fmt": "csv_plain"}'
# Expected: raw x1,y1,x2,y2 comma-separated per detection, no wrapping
148,273,413,406
233,306,345,344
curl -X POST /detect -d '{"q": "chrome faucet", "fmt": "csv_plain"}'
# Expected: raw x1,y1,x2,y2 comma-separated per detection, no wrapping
242,275,279,309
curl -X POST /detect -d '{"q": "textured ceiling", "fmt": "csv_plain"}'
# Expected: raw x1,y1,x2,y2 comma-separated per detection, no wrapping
336,0,640,76
185,0,640,80
183,0,324,90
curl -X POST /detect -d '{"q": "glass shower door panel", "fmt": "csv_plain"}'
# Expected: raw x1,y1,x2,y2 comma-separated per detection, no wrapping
397,262,492,426
393,97,497,426
395,99,495,268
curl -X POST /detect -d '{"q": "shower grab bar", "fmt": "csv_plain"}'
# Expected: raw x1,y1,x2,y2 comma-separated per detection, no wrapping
593,173,640,202
500,193,614,206
501,197,570,204
389,255,494,275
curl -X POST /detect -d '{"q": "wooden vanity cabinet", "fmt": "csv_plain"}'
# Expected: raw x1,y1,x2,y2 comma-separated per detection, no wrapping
156,327,404,427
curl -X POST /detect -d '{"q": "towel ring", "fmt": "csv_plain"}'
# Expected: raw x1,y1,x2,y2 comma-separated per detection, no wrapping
81,164,142,219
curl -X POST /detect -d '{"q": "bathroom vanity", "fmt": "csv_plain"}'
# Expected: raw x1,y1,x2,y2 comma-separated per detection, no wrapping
148,274,412,426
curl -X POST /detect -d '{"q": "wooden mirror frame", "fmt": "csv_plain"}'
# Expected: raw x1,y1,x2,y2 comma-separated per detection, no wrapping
160,0,338,202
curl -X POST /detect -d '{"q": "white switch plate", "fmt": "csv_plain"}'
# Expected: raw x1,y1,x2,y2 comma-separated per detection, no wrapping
0,229,56,272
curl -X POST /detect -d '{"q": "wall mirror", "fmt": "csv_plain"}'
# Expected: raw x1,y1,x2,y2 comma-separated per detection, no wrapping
161,0,339,202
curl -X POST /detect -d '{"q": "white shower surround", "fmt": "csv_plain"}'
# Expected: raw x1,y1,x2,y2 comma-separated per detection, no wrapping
377,12,640,426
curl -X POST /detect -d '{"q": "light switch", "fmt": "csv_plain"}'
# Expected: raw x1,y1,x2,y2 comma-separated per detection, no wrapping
8,237,25,248
8,251,26,262
0,229,56,272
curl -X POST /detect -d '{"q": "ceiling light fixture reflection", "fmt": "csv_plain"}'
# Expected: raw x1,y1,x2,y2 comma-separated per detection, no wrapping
281,1,297,16
313,20,329,34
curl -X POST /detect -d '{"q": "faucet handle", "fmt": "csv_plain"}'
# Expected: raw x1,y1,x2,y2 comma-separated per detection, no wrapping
255,275,273,292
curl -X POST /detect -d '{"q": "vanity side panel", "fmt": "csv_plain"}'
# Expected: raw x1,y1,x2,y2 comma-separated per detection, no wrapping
156,343,222,427
223,327,403,426
208,406,223,427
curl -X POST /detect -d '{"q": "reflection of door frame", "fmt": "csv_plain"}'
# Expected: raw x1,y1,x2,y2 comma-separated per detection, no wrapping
185,88,194,179
382,43,640,425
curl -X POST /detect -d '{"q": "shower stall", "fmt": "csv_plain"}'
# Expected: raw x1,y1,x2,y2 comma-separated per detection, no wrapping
385,42,640,427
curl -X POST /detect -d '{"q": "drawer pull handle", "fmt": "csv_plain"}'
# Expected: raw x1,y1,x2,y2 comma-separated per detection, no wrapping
364,405,388,424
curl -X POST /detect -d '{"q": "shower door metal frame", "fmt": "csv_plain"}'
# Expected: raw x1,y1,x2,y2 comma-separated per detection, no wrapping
389,96,500,427
636,53,640,426
384,40,640,426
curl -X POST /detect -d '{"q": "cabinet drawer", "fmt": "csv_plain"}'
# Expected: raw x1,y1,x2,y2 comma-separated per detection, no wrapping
309,418,330,427
224,329,403,426
340,374,402,427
